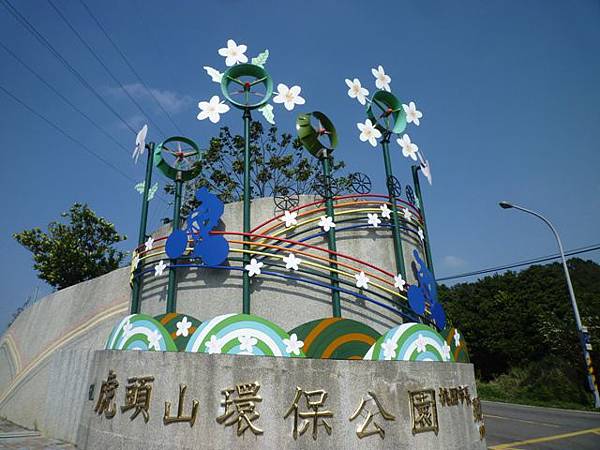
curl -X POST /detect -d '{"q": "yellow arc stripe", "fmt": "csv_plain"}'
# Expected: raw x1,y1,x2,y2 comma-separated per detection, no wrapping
489,427,600,449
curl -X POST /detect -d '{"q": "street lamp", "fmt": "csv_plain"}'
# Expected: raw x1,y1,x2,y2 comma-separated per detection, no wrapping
499,201,600,408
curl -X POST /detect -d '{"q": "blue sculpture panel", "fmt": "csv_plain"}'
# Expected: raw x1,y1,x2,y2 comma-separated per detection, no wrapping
408,250,446,330
165,188,229,266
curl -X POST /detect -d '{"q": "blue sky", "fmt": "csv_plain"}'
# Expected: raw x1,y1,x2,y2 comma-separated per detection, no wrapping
1,0,599,331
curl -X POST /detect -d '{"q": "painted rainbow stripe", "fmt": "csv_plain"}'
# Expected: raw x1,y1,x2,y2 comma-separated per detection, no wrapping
106,314,177,351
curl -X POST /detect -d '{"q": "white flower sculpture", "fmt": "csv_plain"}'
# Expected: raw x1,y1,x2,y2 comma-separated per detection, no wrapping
442,342,451,361
372,65,391,92
403,101,423,126
283,333,304,356
403,208,413,221
318,216,336,232
283,253,301,271
381,339,397,360
367,213,381,228
132,124,148,164
239,335,258,354
154,260,168,277
175,316,192,337
144,236,154,252
147,330,162,351
415,334,427,353
197,95,230,123
273,84,305,111
417,228,425,242
355,271,370,289
218,39,248,66
394,273,406,291
453,330,461,347
205,335,222,354
397,134,419,161
245,258,264,277
357,119,381,147
345,78,369,105
280,210,298,228
379,203,391,219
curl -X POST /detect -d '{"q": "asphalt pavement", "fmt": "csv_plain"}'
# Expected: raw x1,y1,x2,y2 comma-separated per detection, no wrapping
484,400,600,449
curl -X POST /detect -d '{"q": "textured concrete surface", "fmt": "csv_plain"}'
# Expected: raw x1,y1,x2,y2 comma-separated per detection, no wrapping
78,350,486,450
0,417,75,449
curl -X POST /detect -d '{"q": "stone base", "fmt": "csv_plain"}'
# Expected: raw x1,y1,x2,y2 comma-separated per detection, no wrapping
77,350,486,449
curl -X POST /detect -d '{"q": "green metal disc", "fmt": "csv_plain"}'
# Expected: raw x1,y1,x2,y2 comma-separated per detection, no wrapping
220,63,273,110
366,90,407,134
154,136,201,182
296,111,338,158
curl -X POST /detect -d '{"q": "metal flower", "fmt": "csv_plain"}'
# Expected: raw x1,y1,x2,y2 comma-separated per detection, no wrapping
357,119,382,147
403,101,423,126
394,273,406,291
283,333,304,356
283,253,302,271
355,271,370,289
218,39,248,66
175,316,192,337
371,65,391,92
379,203,391,219
367,213,381,228
144,236,154,252
273,84,305,111
345,78,369,105
245,258,264,277
397,134,419,161
318,216,336,232
403,208,413,221
280,210,298,228
154,260,168,277
197,95,230,123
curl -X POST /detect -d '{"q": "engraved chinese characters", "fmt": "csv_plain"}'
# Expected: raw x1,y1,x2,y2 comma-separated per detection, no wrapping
349,391,396,439
216,382,264,436
284,387,333,440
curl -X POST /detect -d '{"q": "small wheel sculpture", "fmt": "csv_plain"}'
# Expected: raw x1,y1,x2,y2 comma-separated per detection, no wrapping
349,172,372,195
220,63,273,110
386,175,402,198
405,185,416,205
273,186,300,211
312,174,340,199
154,136,201,181
296,111,338,159
366,90,407,135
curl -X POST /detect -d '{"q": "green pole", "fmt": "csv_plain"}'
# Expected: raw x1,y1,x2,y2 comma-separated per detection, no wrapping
411,165,434,277
321,151,342,317
130,142,154,314
381,134,406,279
242,109,251,314
166,172,183,313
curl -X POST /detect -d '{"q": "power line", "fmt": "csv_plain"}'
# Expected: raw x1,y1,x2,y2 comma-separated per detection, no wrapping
436,244,600,282
0,40,129,156
77,0,184,135
46,0,167,137
0,0,136,134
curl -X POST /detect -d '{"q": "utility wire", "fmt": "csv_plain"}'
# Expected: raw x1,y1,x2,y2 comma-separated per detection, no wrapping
436,244,600,282
77,0,184,135
0,0,136,134
46,0,166,137
0,83,169,205
0,40,129,155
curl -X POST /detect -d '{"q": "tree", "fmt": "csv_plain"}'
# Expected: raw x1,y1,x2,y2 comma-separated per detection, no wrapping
13,203,126,290
165,121,351,220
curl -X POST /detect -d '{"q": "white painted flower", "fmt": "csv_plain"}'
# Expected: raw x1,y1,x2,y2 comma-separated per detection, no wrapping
132,124,148,164
397,134,419,161
367,213,381,228
144,236,154,252
381,339,397,360
379,203,391,219
239,335,258,353
147,330,162,351
280,210,298,228
415,334,427,353
218,39,248,66
283,333,304,356
403,208,413,221
394,274,406,291
357,119,382,147
154,260,168,277
402,101,423,126
442,342,451,361
283,253,301,271
122,320,133,339
203,66,223,83
453,330,461,347
345,78,369,105
318,215,336,232
205,335,222,354
273,84,305,111
175,316,192,337
197,95,230,123
418,228,425,242
355,271,370,289
245,258,263,277
131,254,139,270
372,65,391,92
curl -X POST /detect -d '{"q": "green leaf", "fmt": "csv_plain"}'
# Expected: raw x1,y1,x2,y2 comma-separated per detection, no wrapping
251,49,269,68
258,104,275,124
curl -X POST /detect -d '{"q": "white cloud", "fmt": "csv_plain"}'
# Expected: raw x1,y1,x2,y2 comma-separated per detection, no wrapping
442,255,467,269
106,83,193,114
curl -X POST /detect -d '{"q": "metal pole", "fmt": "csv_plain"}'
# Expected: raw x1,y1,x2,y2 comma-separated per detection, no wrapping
506,203,600,408
411,165,434,277
320,151,341,317
381,134,406,279
166,173,183,314
242,109,251,314
130,142,154,314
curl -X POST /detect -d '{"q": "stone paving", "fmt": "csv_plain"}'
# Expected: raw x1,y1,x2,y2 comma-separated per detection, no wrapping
0,418,75,449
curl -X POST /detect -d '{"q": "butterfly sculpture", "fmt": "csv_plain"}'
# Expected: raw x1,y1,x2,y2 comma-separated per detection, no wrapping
407,250,446,329
134,181,158,201
165,187,229,266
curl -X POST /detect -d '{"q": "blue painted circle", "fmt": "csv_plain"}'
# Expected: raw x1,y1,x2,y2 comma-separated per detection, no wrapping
165,230,188,259
407,285,426,315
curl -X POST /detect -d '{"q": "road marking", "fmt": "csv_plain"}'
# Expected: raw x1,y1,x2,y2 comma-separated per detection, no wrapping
489,427,600,449
484,413,560,428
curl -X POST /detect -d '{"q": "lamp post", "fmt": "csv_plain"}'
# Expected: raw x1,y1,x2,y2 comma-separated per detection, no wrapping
499,201,600,408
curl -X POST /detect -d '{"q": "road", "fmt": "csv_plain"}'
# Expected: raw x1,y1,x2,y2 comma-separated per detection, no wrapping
484,400,600,449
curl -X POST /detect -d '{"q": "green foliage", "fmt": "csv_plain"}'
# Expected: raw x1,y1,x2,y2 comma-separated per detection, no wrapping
165,121,351,221
440,258,600,407
13,203,126,290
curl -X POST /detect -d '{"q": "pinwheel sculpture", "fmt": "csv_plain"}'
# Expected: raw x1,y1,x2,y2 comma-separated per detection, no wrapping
198,39,307,314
